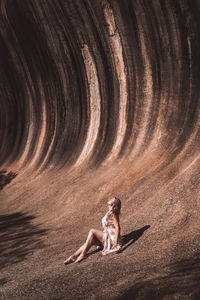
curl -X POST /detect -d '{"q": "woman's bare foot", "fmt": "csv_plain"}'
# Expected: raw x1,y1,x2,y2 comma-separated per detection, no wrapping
64,255,75,265
102,250,108,256
96,245,103,250
74,253,86,263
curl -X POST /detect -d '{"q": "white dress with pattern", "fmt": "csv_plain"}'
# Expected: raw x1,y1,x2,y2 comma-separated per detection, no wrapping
101,212,122,255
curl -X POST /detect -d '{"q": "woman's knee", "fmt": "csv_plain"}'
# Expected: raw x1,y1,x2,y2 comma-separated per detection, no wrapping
88,228,95,237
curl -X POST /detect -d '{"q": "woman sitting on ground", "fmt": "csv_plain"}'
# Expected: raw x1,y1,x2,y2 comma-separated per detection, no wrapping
64,197,122,264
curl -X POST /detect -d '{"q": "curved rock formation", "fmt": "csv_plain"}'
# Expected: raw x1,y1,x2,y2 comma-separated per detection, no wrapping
0,1,200,299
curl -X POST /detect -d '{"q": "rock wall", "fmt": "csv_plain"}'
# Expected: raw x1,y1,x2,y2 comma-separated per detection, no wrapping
1,0,200,171
0,2,200,298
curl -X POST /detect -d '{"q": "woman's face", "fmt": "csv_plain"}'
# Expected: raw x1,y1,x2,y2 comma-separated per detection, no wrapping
107,198,115,211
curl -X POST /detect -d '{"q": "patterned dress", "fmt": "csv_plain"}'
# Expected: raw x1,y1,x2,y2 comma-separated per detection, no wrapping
101,212,122,255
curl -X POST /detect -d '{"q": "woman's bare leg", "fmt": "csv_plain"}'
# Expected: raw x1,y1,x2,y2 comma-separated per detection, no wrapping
73,243,86,257
74,229,103,263
64,229,103,264
64,243,85,264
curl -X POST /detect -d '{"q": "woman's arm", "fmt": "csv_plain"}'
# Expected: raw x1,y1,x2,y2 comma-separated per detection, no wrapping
112,213,120,248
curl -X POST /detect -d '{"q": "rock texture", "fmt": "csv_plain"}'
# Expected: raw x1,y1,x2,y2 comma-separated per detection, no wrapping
0,1,200,299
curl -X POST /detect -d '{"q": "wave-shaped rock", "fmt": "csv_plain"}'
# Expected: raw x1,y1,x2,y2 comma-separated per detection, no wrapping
1,0,199,170
0,1,200,299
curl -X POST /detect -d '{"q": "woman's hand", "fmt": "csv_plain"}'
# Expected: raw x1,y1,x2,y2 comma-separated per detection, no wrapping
111,243,118,250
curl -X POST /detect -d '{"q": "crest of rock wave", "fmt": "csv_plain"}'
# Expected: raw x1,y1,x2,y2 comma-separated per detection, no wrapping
0,1,200,299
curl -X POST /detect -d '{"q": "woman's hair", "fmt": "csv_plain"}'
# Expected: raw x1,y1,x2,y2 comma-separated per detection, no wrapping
111,197,121,215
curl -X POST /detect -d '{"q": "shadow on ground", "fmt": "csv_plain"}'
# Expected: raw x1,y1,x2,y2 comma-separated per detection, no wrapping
0,170,17,190
85,225,151,260
0,212,48,269
119,225,151,253
117,256,200,300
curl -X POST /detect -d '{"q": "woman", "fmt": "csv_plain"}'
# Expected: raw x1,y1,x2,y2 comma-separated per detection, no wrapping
64,197,122,264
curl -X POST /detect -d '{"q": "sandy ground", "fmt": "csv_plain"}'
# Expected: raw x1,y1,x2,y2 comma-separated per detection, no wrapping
1,160,200,300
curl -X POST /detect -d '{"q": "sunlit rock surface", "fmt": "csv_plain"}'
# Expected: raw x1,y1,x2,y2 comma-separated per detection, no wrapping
0,1,200,299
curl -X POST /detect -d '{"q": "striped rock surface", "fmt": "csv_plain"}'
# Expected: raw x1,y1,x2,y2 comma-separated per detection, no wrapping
0,1,200,299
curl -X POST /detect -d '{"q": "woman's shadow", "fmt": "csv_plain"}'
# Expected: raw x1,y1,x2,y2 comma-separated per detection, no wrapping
88,225,150,257
119,225,150,253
